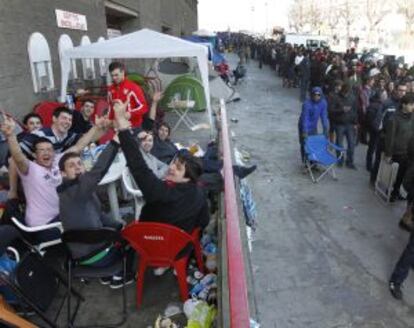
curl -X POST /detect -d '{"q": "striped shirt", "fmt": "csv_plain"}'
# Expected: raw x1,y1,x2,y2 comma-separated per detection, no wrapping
20,127,80,160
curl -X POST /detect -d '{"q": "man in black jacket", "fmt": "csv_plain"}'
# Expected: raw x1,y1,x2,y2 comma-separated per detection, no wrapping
328,83,358,169
365,93,383,172
370,83,407,184
384,93,414,202
113,100,210,233
58,137,133,289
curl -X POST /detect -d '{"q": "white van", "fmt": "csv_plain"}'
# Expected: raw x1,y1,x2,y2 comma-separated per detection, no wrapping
284,34,329,49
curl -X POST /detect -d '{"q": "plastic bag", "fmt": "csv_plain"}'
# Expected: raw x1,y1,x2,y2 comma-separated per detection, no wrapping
0,254,17,302
186,301,216,328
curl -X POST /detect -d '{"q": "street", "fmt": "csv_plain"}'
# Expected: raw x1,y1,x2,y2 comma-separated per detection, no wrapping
226,54,414,328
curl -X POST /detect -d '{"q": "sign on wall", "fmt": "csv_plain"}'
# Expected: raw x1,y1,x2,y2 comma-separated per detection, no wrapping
107,28,122,39
56,9,87,31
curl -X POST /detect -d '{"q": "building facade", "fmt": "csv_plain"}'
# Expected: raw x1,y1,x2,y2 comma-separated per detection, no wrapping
0,0,198,118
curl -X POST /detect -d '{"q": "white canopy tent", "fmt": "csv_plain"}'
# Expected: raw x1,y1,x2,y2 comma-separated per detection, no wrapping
60,28,212,130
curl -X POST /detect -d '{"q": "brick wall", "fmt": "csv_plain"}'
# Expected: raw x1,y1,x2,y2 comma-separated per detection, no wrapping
0,0,198,119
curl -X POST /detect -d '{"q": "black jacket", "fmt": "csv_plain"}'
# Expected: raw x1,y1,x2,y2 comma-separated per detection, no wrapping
57,141,121,258
384,110,414,157
403,136,414,200
328,92,358,125
119,129,209,232
365,99,384,131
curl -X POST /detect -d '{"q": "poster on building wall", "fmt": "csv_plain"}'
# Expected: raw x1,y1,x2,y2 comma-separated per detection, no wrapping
56,9,88,31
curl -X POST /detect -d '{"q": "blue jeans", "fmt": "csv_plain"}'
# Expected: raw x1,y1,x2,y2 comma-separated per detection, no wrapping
300,78,309,102
298,125,317,163
391,233,414,285
334,124,356,165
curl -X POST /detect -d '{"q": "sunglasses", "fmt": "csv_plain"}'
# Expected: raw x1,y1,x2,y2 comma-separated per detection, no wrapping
312,93,321,96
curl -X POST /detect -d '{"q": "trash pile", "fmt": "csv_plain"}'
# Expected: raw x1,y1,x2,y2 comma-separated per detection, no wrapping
154,221,219,328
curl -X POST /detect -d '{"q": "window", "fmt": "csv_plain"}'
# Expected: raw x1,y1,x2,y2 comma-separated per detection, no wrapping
80,36,96,80
58,34,78,79
97,37,107,76
27,32,55,93
306,39,319,49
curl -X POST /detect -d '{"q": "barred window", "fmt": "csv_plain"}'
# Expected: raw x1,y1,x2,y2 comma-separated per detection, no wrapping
27,33,55,93
80,36,96,80
58,34,78,79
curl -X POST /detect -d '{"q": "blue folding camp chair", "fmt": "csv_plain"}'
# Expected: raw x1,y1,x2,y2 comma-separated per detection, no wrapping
304,135,345,183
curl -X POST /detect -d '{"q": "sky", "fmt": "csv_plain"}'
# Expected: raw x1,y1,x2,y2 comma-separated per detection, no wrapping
197,0,292,33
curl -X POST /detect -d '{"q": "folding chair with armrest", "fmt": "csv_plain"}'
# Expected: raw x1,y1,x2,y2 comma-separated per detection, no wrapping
62,228,128,328
11,217,63,254
121,168,143,220
304,135,345,183
0,225,83,328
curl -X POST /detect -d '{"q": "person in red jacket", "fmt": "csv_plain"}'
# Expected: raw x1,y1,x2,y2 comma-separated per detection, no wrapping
107,61,148,129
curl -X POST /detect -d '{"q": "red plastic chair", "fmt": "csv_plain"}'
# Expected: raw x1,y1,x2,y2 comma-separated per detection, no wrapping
190,227,204,273
33,101,64,128
121,222,200,307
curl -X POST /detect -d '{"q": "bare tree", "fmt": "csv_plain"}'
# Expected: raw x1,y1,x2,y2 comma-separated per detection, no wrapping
307,0,323,33
288,0,308,33
364,0,392,44
338,0,359,48
396,0,414,35
322,0,341,38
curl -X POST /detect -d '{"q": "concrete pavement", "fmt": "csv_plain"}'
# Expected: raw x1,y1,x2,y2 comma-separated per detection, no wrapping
226,54,414,328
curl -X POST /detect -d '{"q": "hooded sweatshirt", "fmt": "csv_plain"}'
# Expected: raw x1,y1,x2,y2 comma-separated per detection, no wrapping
118,129,209,233
57,141,121,259
299,86,329,135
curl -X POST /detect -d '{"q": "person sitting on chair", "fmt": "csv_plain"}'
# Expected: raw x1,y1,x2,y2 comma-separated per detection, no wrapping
113,100,210,233
151,122,178,164
57,135,134,289
114,99,210,276
0,113,107,241
70,99,95,134
138,131,168,179
8,113,43,200
20,107,82,160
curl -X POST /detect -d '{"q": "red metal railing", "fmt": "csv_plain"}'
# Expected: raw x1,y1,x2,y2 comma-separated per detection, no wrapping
220,99,250,327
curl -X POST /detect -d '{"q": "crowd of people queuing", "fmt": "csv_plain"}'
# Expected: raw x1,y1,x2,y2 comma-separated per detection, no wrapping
221,32,414,301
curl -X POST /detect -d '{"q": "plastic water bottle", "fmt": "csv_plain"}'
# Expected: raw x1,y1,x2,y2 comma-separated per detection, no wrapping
82,147,93,171
66,94,75,110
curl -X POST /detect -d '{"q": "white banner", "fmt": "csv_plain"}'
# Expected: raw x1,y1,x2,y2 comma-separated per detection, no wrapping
56,9,87,31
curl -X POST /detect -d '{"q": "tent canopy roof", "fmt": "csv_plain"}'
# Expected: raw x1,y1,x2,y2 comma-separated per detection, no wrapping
64,28,208,59
60,28,213,134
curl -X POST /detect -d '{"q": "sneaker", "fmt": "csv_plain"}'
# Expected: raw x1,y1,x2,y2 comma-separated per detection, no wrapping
233,165,257,179
389,281,403,300
399,219,414,232
396,194,407,201
99,277,112,285
109,275,134,289
153,267,170,276
391,193,406,202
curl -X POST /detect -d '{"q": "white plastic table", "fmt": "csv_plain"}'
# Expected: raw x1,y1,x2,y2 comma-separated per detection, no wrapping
99,152,126,222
